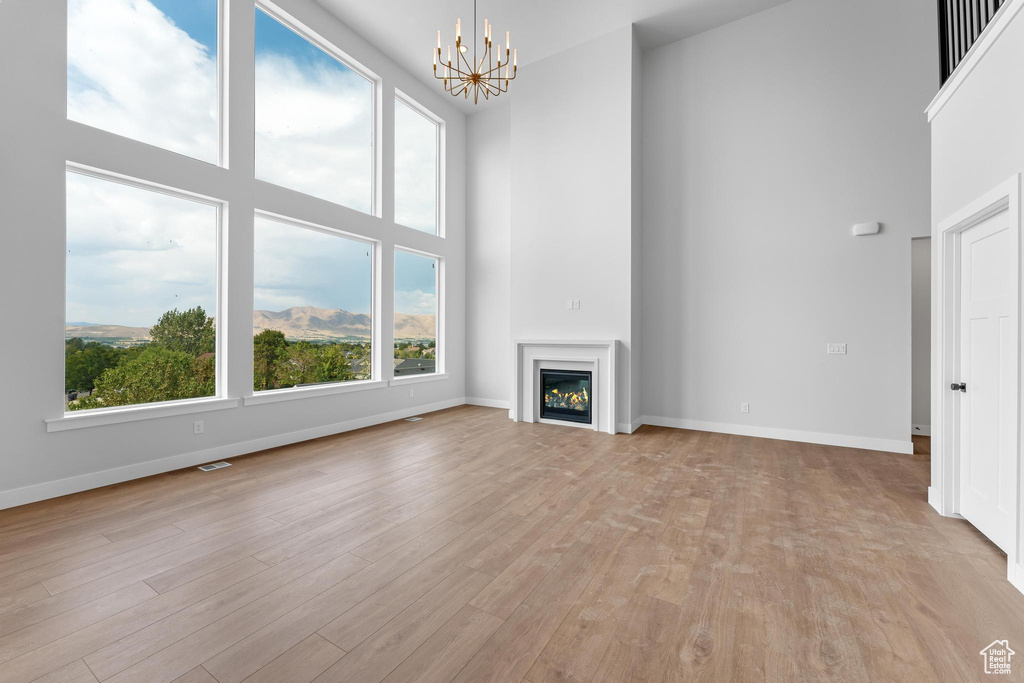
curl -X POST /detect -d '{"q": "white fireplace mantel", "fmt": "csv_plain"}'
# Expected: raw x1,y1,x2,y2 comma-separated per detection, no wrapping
511,340,618,435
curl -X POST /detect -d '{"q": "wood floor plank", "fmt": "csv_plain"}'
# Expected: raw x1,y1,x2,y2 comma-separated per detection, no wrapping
380,605,503,683
101,553,370,683
238,633,345,683
30,659,100,683
0,558,268,683
312,566,494,683
453,541,610,683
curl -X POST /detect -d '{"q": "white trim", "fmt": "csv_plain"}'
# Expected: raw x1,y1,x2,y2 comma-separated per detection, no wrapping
45,397,240,433
11,397,465,510
466,396,510,409
244,380,386,405
1011,561,1024,596
926,0,1024,122
617,417,644,435
512,340,618,435
389,372,449,386
933,175,1022,521
641,416,913,454
912,424,931,436
394,89,444,238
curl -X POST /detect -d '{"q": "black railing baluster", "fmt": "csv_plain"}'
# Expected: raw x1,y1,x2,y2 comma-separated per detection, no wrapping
938,0,1006,84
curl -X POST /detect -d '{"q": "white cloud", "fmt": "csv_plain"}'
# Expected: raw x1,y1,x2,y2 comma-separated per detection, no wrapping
66,172,218,327
252,216,372,314
394,100,438,233
254,36,374,212
67,0,218,162
394,289,437,316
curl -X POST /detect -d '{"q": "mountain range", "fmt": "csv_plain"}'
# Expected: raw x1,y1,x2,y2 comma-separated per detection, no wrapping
66,306,435,342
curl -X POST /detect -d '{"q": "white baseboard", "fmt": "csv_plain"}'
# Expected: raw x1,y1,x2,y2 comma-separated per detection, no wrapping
616,417,644,434
912,424,931,436
641,416,914,455
465,396,511,410
0,397,467,511
927,486,941,514
1010,561,1024,597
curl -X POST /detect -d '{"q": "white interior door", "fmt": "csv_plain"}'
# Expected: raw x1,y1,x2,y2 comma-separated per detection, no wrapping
958,209,1018,553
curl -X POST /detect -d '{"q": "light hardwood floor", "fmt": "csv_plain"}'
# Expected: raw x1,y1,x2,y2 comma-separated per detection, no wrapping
0,405,1021,682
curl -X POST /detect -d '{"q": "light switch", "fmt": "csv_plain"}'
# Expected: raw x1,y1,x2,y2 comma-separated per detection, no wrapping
567,300,574,310
827,343,847,355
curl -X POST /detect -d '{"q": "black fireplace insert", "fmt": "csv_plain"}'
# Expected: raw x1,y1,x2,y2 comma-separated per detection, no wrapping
540,369,592,425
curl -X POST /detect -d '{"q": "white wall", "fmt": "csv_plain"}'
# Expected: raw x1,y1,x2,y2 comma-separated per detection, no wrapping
0,0,466,508
928,0,1024,589
465,103,511,407
911,237,931,433
640,0,935,453
509,26,643,430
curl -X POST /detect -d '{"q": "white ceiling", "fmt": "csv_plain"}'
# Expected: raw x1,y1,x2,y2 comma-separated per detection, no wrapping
314,0,792,113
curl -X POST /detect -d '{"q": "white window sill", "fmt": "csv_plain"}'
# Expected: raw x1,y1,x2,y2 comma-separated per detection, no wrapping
243,379,386,406
389,372,449,386
46,397,240,433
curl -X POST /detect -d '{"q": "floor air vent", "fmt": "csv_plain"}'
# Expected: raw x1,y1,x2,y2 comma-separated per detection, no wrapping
198,461,232,472
406,417,423,422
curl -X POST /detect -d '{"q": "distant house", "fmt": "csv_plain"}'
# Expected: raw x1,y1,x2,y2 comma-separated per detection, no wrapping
394,358,436,376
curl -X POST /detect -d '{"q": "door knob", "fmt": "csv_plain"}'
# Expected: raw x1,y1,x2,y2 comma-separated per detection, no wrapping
950,382,966,392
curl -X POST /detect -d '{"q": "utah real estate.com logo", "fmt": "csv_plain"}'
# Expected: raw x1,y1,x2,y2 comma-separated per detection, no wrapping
980,640,1015,675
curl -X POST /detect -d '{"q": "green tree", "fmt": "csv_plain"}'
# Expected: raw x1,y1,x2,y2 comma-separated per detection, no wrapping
253,329,288,391
64,339,128,393
275,342,354,388
150,307,215,356
70,346,215,410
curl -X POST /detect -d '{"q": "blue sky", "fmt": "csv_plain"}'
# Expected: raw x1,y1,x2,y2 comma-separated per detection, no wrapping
150,0,217,52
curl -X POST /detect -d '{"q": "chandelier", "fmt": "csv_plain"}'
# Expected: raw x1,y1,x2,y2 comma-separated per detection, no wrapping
433,0,517,104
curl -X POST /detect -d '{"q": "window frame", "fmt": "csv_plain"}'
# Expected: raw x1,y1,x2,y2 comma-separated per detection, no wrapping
391,246,444,382
247,209,383,404
394,90,445,237
59,161,230,419
66,0,227,168
254,1,381,216
48,0,454,432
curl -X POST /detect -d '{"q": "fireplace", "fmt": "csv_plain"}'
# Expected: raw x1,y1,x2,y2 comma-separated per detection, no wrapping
540,369,592,425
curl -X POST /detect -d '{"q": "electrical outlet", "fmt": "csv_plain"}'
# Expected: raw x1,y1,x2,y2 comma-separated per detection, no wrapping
574,299,581,310
567,299,574,310
827,343,847,355
409,388,415,398
740,402,749,414
193,420,204,435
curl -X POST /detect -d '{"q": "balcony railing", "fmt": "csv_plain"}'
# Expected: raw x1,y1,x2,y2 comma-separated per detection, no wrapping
938,0,1007,84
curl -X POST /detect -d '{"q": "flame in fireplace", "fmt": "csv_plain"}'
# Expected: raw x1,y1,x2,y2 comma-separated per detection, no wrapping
545,386,589,411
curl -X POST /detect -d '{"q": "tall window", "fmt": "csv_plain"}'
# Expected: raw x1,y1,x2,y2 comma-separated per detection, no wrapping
394,250,438,376
253,215,373,391
65,170,219,411
67,0,220,164
394,96,440,234
255,7,374,212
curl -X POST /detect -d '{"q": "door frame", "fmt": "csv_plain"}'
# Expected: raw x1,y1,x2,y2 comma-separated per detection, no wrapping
931,174,1023,591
